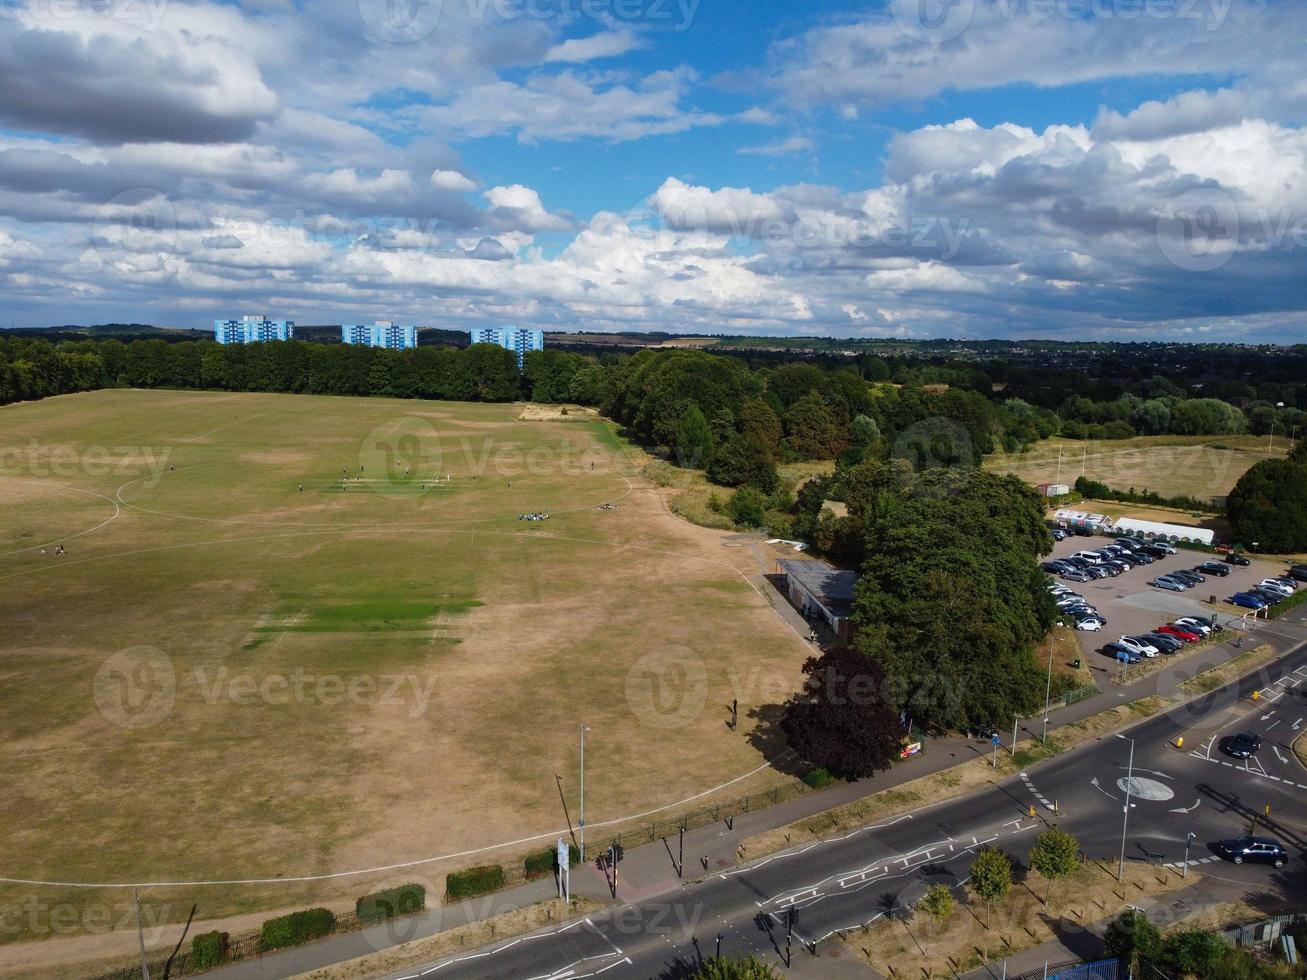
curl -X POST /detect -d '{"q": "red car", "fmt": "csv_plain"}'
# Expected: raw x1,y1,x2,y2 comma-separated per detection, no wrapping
1158,624,1201,642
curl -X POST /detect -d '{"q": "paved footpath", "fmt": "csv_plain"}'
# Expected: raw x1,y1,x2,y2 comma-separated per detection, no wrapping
209,610,1304,978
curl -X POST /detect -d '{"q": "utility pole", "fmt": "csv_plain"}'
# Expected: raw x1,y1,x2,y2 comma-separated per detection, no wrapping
579,724,591,863
133,889,151,980
1118,734,1135,882
1183,832,1195,879
679,823,685,879
1011,715,1018,757
785,908,795,967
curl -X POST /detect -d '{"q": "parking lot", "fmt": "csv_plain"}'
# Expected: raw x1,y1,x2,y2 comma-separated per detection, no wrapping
1043,534,1296,662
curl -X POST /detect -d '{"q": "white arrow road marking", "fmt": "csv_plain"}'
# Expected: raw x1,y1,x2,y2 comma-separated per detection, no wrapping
1090,776,1119,800
1169,799,1202,814
1274,745,1288,764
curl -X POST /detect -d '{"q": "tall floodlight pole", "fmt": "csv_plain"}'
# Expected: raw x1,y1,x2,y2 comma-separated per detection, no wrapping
1117,734,1135,882
577,726,588,862
1042,640,1054,745
1183,832,1195,879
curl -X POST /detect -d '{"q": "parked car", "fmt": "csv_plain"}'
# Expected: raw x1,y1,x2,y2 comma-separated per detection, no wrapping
1118,635,1160,658
1050,528,1069,541
1289,564,1307,583
1216,836,1287,868
1230,592,1268,610
1043,561,1068,573
1258,579,1294,597
1188,615,1224,632
1172,617,1212,636
1104,642,1142,664
1219,731,1262,759
1072,551,1105,565
1225,553,1252,566
1141,544,1173,558
1151,576,1188,592
1267,577,1298,591
1143,632,1184,654
1158,623,1201,643
1062,570,1093,583
1197,561,1230,577
1249,588,1284,605
1106,560,1132,575
1115,537,1146,550
1075,616,1105,632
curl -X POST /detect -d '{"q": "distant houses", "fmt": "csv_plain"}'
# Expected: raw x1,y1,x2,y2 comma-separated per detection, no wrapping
341,321,418,350
468,325,545,369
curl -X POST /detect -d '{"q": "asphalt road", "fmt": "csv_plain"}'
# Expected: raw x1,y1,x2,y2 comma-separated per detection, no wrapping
384,619,1307,980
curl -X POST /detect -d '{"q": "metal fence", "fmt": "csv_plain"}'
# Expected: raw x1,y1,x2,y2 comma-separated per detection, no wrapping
1221,910,1307,949
1012,957,1121,980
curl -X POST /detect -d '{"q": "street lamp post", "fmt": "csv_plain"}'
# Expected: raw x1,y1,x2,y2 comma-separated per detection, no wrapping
1117,734,1135,882
1183,832,1196,879
579,723,592,863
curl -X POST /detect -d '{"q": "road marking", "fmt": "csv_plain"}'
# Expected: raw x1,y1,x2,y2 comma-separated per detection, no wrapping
1020,772,1057,812
1274,746,1289,764
1169,799,1202,814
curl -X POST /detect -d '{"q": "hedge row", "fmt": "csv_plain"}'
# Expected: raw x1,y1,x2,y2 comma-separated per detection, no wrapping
445,864,506,900
1268,588,1307,621
259,908,337,951
356,883,426,924
190,930,229,969
524,844,579,879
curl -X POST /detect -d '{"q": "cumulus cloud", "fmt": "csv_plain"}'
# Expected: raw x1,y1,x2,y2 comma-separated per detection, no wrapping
431,170,477,192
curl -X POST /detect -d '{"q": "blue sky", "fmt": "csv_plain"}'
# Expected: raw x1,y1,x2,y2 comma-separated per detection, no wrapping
0,0,1304,341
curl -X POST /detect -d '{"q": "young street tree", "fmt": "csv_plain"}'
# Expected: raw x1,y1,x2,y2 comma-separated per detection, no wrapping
969,848,1012,927
690,953,783,980
915,884,955,943
1029,828,1080,905
1104,909,1162,975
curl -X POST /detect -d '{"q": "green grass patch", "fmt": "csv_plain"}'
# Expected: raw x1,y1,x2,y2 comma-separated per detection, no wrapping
1014,738,1064,768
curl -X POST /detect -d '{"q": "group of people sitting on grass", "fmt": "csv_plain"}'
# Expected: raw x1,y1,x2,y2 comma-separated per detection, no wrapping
519,512,550,521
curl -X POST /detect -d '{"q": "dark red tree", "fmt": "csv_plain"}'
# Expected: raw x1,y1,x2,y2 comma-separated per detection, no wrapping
781,647,904,779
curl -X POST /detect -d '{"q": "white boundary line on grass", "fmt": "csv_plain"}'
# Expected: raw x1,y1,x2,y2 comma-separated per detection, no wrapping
0,480,121,557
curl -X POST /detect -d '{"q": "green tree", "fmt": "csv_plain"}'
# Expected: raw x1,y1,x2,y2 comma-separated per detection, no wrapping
740,397,783,453
784,392,845,460
707,434,779,492
1160,927,1228,977
1104,909,1162,975
690,953,782,979
727,487,768,528
1028,828,1079,904
675,404,715,469
916,884,954,940
1226,457,1307,552
969,848,1012,927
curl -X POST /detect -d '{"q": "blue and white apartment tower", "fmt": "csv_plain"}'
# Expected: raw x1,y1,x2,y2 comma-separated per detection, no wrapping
214,314,294,344
342,321,418,350
468,325,544,369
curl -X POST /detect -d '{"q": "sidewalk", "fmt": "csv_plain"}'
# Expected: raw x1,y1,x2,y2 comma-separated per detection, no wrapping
208,612,1306,979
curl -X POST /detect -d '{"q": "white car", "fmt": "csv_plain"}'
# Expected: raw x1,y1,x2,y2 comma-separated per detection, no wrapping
1118,635,1160,658
1072,551,1104,565
1075,617,1105,632
1258,579,1295,597
1173,617,1212,636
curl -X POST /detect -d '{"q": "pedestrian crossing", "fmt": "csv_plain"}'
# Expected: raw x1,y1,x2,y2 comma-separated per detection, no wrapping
1020,772,1057,812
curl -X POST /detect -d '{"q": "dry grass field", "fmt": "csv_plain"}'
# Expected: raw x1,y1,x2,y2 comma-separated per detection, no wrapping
985,434,1286,502
0,389,810,971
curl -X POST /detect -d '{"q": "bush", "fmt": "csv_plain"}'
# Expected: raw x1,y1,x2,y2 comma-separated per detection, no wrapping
356,883,426,924
445,864,506,900
190,930,229,969
803,767,833,789
525,844,579,879
728,487,768,527
259,908,336,951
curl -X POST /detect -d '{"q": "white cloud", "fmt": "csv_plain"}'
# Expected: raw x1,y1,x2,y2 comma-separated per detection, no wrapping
737,135,813,157
431,169,477,192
